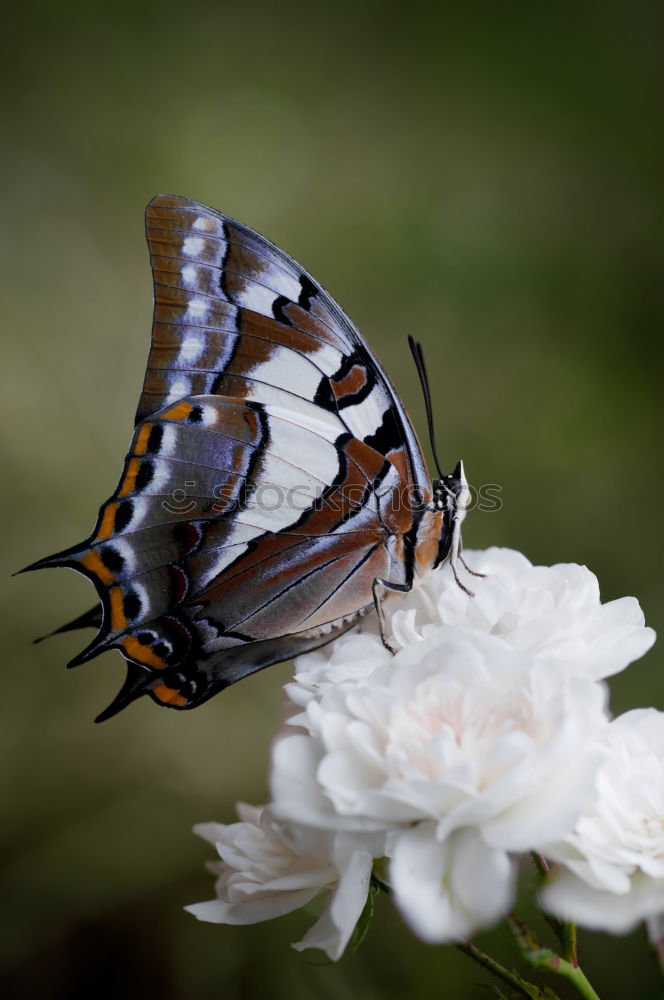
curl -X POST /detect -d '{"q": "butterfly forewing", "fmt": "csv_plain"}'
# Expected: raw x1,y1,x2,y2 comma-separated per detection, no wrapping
142,197,428,485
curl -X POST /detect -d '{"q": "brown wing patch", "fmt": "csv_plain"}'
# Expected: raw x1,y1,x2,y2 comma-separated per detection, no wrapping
332,363,368,401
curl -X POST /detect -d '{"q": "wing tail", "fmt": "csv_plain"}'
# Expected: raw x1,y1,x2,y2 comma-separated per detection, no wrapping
33,604,103,646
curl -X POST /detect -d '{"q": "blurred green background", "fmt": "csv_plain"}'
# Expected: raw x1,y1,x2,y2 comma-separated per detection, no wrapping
2,1,663,997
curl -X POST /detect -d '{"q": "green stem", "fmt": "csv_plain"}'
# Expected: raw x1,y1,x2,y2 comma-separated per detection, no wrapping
529,854,570,948
507,917,600,1000
561,921,578,965
529,853,578,962
526,948,598,1000
456,941,561,1000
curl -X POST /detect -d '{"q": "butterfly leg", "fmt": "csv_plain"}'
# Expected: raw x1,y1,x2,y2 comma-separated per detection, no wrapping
373,578,412,654
447,521,475,597
458,539,486,580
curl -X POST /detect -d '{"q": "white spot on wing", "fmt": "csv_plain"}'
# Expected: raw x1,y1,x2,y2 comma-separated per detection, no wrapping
258,451,325,498
156,423,177,456
235,282,276,316
186,298,209,320
142,459,169,495
260,262,301,303
202,404,220,426
118,497,147,533
107,538,137,574
274,403,342,441
182,236,205,257
181,264,197,287
179,332,205,363
196,523,263,589
127,582,149,620
192,216,211,232
313,341,344,376
249,346,322,401
260,415,340,486
166,378,190,402
342,383,388,440
241,388,344,441
237,503,301,534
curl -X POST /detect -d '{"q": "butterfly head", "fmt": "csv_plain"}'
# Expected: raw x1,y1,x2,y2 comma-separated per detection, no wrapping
431,459,472,569
434,460,471,517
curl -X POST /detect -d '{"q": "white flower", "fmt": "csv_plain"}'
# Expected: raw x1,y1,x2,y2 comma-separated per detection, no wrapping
190,547,656,953
185,803,374,960
273,628,607,942
542,709,664,933
285,630,390,709
287,548,654,707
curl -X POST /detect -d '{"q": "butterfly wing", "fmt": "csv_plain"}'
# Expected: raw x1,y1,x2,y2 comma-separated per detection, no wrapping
29,196,433,718
141,195,430,495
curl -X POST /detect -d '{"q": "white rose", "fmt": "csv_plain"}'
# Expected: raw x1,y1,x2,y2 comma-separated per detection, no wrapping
273,629,607,942
186,803,374,960
542,709,664,933
287,548,654,709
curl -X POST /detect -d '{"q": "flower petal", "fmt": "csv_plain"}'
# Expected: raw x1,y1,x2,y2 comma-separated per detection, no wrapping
292,850,373,960
542,870,664,934
186,887,320,925
389,825,515,943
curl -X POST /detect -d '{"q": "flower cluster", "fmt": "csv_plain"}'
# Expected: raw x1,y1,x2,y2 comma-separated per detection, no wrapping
187,548,659,959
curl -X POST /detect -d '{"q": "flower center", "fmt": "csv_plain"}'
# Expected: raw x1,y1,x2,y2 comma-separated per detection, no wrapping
386,677,534,784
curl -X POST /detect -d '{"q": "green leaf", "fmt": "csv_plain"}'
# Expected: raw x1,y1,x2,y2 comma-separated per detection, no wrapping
351,881,379,955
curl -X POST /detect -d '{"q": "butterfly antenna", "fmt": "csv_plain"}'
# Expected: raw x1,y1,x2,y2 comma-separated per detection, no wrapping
408,335,444,480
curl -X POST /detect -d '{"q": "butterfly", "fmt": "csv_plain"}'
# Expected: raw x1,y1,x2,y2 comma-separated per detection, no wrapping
25,195,476,721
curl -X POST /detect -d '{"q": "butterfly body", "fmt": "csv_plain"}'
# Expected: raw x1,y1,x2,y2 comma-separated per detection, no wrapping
27,196,469,720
